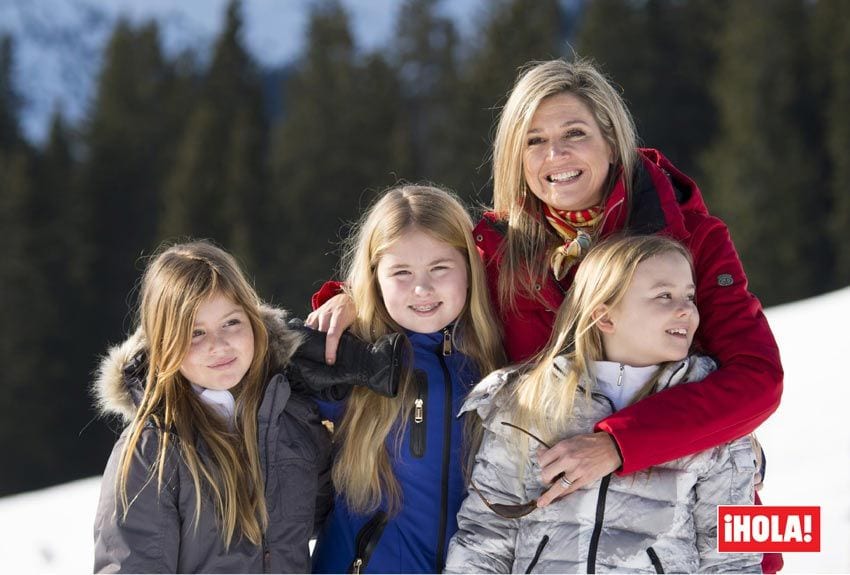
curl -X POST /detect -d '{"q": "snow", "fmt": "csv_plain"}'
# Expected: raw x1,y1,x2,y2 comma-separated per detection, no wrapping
0,476,101,574
755,287,850,572
2,288,848,573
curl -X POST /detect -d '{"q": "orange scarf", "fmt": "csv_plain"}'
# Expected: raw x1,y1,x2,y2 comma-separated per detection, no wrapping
543,204,603,280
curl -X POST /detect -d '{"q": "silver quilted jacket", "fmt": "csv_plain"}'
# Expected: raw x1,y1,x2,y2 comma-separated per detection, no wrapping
445,355,762,574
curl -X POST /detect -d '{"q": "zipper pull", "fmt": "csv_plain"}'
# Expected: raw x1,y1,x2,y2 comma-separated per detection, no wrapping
616,364,624,387
352,558,363,574
442,327,452,356
414,398,424,423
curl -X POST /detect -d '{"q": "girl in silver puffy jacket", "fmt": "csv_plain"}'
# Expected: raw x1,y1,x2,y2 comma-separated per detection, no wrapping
445,235,763,574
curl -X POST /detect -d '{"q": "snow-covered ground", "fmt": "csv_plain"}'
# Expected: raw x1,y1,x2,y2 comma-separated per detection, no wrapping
1,287,848,573
755,287,850,573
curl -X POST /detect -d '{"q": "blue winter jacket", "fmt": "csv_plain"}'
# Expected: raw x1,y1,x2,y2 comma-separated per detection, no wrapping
312,328,479,574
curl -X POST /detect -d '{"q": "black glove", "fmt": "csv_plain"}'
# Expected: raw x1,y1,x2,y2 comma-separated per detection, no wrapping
286,318,405,400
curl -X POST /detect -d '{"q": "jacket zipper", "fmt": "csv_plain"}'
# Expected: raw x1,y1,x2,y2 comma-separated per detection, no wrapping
434,330,453,572
260,380,274,573
410,370,428,458
646,547,664,573
262,536,270,573
348,511,388,574
525,535,550,573
600,196,626,236
260,379,275,493
586,473,612,574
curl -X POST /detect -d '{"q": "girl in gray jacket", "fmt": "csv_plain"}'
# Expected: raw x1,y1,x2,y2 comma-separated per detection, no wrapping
445,235,763,573
92,241,333,573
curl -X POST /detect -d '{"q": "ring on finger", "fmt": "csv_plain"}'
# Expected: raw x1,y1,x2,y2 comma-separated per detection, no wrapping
559,475,574,488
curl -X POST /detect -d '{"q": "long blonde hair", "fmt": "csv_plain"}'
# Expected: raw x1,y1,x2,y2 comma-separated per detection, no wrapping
334,185,504,514
509,235,692,457
117,241,270,548
491,58,639,311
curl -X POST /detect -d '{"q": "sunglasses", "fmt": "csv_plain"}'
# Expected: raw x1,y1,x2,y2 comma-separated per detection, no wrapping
469,421,559,519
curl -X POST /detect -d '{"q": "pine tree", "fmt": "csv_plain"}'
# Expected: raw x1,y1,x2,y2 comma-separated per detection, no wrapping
267,0,407,310
577,0,726,176
812,0,850,287
160,0,266,269
30,112,116,483
30,111,79,357
700,0,822,305
53,21,187,486
0,148,58,494
390,0,460,183
444,0,563,204
0,35,61,494
348,54,410,189
81,20,183,342
0,38,53,490
35,111,88,289
575,0,643,89
0,35,21,149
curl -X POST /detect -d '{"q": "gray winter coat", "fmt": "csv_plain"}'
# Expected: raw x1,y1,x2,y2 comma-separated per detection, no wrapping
92,306,332,574
445,355,762,574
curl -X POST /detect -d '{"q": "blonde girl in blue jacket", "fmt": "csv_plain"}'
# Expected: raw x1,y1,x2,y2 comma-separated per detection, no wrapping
311,185,504,573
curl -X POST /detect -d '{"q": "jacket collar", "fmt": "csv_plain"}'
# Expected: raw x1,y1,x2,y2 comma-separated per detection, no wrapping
93,305,303,423
653,354,717,392
599,148,707,241
405,323,456,353
461,353,716,417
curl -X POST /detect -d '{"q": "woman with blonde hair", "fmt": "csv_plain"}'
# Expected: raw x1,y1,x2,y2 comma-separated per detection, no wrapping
92,240,333,573
310,57,783,572
445,235,762,573
310,185,504,573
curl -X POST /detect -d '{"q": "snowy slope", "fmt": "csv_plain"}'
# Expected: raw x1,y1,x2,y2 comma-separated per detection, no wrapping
755,287,850,573
1,287,848,573
0,476,101,574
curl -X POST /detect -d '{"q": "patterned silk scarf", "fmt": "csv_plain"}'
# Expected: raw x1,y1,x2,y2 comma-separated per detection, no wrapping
543,203,604,280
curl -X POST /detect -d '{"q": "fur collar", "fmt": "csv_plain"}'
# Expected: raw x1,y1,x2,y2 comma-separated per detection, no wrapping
92,305,303,424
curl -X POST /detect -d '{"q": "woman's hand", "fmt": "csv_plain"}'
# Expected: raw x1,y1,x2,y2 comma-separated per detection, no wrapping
305,293,357,364
535,432,622,507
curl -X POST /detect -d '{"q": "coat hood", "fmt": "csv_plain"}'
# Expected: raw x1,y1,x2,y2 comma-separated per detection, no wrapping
93,305,304,423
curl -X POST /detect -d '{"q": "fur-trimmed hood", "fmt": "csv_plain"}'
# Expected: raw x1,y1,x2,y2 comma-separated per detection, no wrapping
93,305,304,423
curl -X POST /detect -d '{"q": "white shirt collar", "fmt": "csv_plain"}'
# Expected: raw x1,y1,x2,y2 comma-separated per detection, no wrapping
592,361,659,411
191,383,236,427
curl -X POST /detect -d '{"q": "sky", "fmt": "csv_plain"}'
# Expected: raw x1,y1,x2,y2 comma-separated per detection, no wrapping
1,286,849,573
0,0,489,143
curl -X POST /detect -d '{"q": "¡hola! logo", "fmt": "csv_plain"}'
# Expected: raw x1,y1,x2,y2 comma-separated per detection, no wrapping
717,506,820,553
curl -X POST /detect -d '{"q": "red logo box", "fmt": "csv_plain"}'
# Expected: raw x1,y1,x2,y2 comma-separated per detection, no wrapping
717,506,820,552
